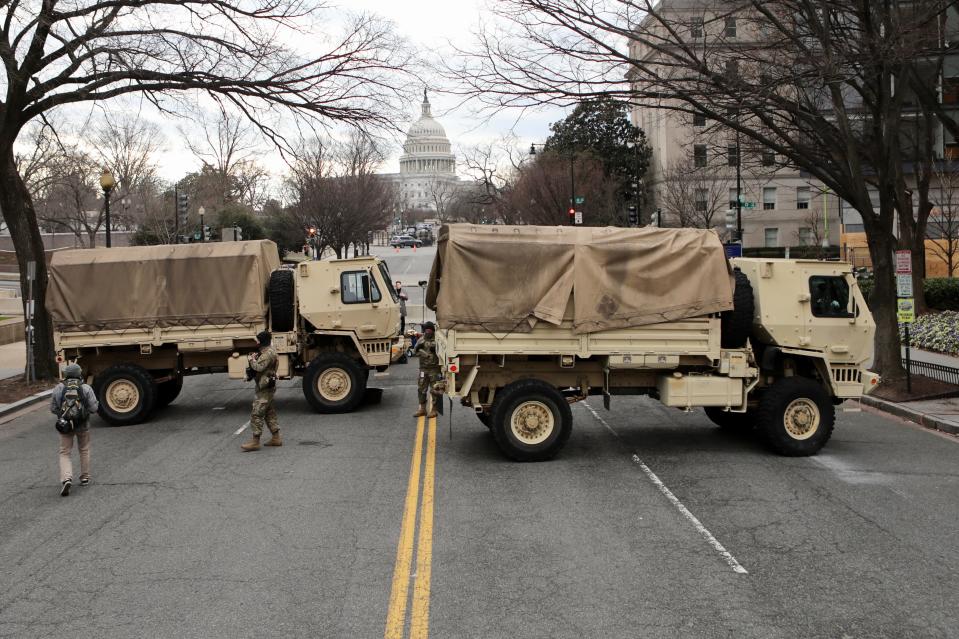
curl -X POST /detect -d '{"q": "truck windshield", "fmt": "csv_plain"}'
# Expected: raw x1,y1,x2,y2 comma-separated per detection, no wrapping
379,263,399,303
809,276,853,318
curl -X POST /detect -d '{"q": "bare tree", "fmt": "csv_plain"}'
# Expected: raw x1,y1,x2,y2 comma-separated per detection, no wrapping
0,1,417,377
794,208,826,256
458,139,525,224
287,133,396,258
427,179,459,222
448,0,958,381
34,148,104,247
928,163,959,277
88,115,165,229
659,158,731,231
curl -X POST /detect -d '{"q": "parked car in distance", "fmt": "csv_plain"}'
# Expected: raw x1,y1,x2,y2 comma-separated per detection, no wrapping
390,235,422,248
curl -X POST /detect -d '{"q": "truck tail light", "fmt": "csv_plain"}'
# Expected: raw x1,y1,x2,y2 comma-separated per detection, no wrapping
448,357,460,374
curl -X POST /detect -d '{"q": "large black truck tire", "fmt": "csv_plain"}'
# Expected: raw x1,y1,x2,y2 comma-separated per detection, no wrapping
720,268,755,348
94,364,158,425
302,353,367,413
155,374,184,409
269,269,295,332
756,377,835,456
489,379,573,462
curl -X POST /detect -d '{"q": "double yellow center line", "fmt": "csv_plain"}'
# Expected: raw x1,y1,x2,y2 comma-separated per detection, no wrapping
385,413,437,639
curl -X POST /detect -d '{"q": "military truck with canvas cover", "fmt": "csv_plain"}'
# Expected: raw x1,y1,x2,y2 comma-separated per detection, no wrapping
427,224,878,461
48,240,401,425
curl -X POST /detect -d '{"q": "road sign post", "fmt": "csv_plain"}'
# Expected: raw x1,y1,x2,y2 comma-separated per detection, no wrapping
896,250,913,393
574,211,583,225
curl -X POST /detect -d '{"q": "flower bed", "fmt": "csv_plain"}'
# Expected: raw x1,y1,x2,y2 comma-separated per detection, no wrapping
900,311,959,355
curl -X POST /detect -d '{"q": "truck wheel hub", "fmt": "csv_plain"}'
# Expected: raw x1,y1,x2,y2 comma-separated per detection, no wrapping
510,401,554,445
106,380,139,413
784,398,820,440
318,368,351,401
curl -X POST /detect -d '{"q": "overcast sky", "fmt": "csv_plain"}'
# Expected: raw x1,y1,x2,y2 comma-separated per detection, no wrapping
150,0,567,185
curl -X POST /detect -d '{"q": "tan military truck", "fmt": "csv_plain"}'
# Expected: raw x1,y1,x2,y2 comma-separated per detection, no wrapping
47,240,400,425
427,224,878,461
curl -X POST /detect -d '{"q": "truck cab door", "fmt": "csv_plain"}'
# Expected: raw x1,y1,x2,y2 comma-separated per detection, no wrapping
805,273,857,356
335,266,400,340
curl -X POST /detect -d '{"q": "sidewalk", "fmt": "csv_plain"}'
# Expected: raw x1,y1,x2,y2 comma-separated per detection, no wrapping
902,346,959,368
0,340,25,380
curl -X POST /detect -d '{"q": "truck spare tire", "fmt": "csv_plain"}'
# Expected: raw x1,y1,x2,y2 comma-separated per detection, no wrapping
720,268,754,348
269,269,295,332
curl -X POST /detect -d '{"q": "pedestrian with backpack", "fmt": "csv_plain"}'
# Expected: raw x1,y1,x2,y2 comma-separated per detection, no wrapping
50,363,99,497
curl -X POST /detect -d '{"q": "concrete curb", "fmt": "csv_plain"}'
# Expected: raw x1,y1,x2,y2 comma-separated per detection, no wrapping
0,389,52,419
861,395,959,436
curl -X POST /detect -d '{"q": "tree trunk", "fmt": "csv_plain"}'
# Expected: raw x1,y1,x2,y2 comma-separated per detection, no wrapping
0,144,58,379
866,229,906,383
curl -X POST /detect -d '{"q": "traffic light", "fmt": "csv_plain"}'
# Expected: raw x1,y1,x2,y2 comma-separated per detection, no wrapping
627,205,638,227
177,192,189,226
568,208,576,225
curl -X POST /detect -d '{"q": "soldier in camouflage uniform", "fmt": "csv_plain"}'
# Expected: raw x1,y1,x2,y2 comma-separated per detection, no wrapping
241,331,281,451
413,321,440,418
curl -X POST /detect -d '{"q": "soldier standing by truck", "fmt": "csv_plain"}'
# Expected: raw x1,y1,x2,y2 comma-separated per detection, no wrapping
241,331,281,451
413,322,440,418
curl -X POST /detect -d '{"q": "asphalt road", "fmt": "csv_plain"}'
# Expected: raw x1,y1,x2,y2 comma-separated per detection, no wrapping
2,245,959,638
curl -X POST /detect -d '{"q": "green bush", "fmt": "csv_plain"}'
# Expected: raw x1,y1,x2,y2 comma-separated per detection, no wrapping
853,273,959,312
924,278,959,311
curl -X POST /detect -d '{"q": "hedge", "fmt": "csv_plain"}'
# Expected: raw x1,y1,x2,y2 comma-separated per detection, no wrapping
857,275,959,312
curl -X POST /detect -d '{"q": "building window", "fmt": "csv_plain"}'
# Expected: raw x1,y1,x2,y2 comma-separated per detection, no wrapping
762,150,775,167
725,17,737,38
695,188,708,212
691,17,704,39
727,145,739,167
693,113,707,127
798,227,813,246
694,145,707,168
763,187,776,210
797,187,811,210
725,60,739,80
764,227,779,248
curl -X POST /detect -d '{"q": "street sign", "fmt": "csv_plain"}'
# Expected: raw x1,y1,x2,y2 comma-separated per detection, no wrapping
895,250,912,274
724,242,743,258
574,196,585,205
896,273,913,298
741,202,756,209
897,298,916,323
574,211,583,225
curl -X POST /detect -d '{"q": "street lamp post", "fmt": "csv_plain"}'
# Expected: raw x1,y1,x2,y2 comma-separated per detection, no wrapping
99,168,116,247
530,143,576,225
198,206,206,242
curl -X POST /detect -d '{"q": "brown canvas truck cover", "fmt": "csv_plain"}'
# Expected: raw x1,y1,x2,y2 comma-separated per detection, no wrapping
426,224,734,334
47,240,281,332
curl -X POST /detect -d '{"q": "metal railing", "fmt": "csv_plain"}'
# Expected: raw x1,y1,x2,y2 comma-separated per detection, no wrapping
903,358,959,386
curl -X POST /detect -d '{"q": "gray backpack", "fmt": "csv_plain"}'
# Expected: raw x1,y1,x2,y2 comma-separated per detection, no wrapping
56,379,88,433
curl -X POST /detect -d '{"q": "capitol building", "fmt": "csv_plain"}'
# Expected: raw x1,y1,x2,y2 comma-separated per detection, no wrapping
382,90,461,212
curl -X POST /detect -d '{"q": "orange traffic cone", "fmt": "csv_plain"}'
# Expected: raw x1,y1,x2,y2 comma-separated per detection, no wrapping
412,244,417,252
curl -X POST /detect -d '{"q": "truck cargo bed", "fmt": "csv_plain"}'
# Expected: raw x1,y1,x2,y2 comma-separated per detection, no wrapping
439,317,721,361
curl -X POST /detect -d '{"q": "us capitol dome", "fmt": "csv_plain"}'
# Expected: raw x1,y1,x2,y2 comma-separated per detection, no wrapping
383,90,461,212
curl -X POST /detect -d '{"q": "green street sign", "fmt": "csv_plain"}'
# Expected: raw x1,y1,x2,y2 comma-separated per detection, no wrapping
574,196,585,205
741,202,756,209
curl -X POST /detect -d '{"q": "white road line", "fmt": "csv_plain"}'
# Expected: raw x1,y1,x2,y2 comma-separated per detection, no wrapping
233,421,250,436
583,402,749,575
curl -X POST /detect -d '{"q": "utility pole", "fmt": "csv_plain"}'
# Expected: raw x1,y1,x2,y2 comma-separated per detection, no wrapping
736,126,743,243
